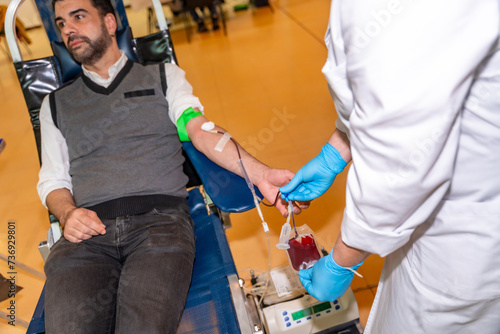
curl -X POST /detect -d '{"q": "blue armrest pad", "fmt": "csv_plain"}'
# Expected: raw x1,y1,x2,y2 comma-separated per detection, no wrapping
182,142,261,213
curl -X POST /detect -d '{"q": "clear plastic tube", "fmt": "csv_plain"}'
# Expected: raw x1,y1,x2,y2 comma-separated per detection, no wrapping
206,128,274,301
276,204,293,249
237,158,271,306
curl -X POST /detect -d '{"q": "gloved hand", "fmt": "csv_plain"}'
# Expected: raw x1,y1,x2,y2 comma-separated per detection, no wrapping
298,251,362,302
279,143,346,201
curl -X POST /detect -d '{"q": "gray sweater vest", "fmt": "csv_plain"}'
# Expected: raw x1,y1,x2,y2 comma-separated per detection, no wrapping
49,60,188,216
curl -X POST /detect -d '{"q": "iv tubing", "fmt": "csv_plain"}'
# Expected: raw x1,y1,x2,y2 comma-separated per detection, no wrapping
205,127,273,303
287,199,299,239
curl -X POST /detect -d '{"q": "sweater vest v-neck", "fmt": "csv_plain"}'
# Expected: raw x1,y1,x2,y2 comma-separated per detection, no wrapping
49,60,188,209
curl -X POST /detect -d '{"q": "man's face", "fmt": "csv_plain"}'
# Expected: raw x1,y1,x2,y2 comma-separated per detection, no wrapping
54,0,113,65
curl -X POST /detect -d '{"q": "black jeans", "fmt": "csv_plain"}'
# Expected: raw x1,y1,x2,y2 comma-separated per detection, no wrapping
44,206,195,334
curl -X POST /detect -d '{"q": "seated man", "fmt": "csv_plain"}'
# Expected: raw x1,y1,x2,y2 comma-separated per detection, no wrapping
37,0,301,332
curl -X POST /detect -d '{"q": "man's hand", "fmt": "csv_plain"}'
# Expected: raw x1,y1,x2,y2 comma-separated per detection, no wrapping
61,207,106,243
46,188,106,243
256,168,310,216
280,143,347,201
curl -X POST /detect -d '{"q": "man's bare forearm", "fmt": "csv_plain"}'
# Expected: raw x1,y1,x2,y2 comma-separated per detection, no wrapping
328,128,351,163
46,188,78,226
187,115,269,186
332,235,370,267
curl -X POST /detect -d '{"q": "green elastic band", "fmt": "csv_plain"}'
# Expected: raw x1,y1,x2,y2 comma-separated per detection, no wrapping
176,107,203,142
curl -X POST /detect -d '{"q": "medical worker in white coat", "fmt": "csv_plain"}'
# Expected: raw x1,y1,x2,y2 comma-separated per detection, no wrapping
280,0,500,332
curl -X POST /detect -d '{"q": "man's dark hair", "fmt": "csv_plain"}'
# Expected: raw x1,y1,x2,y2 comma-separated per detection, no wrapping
52,0,116,17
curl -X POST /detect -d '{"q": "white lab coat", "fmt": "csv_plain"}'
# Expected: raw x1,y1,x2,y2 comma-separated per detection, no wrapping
323,0,500,332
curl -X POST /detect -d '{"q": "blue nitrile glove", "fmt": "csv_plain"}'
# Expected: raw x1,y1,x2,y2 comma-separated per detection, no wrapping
279,143,346,201
298,251,362,302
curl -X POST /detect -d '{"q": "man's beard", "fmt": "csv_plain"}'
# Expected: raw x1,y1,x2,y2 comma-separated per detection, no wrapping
67,21,112,65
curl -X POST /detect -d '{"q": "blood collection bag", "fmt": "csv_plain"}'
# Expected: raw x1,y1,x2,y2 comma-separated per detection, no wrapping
286,225,322,271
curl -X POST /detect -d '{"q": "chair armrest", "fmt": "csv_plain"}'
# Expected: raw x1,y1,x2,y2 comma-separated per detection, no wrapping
182,142,262,213
48,221,62,247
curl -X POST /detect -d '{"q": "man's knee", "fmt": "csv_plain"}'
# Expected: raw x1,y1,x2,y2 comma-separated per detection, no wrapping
44,238,75,276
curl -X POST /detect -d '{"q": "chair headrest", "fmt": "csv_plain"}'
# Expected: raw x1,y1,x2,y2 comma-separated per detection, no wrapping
50,26,139,84
135,30,177,65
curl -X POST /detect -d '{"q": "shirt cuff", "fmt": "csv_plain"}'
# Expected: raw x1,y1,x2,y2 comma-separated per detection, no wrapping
37,182,73,208
340,208,413,258
335,118,350,139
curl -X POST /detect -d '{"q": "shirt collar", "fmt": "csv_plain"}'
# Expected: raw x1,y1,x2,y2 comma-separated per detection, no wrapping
81,51,128,88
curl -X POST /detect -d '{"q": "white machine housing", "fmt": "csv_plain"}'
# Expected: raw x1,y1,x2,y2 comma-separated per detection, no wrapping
261,289,361,334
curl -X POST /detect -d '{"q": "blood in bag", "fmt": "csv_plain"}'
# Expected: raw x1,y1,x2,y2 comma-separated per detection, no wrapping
287,234,321,271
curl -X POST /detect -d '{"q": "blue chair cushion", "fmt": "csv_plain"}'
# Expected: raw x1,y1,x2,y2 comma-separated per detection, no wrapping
115,26,139,63
50,41,81,84
187,187,208,219
178,277,241,334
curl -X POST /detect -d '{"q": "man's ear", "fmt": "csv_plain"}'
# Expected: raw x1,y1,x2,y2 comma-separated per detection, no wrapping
104,13,117,36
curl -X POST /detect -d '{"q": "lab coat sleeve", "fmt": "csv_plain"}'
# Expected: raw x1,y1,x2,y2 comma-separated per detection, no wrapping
163,63,204,125
336,0,499,257
37,95,73,207
334,118,349,139
323,15,354,140
326,82,351,137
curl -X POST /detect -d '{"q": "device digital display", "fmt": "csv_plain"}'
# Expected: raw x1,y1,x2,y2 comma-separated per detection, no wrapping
312,301,332,313
291,307,313,321
290,301,332,321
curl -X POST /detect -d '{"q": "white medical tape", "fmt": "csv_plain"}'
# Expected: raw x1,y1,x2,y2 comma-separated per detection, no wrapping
215,132,231,152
